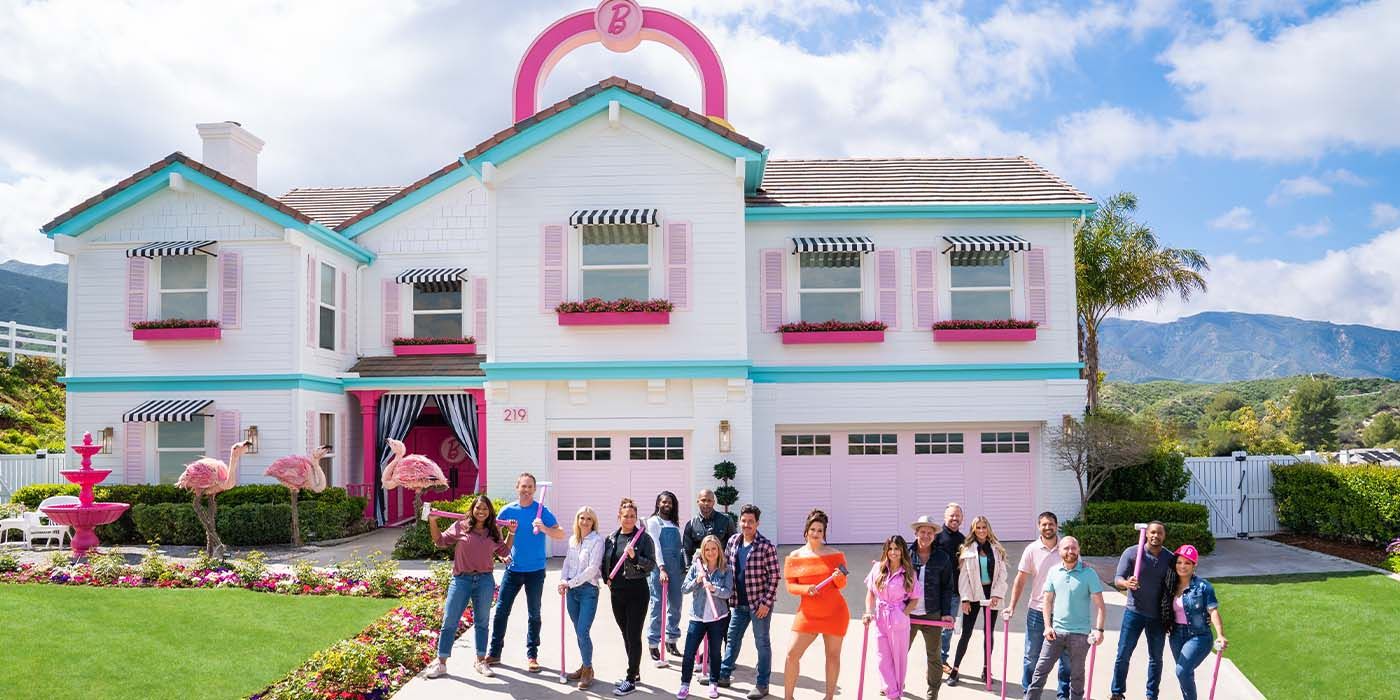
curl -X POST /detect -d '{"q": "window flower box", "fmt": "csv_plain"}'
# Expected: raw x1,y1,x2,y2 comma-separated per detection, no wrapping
556,298,673,326
131,320,222,341
392,337,478,356
931,320,1038,342
778,320,887,344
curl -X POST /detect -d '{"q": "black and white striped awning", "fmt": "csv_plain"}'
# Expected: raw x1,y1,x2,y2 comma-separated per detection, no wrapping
569,208,659,226
122,399,213,423
791,236,875,254
126,241,217,258
396,268,468,293
941,235,1030,253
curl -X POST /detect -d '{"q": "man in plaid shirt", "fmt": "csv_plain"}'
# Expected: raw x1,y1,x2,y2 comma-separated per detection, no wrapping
714,503,780,699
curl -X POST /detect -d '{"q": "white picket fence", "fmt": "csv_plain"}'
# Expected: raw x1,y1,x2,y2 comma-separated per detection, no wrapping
0,452,68,502
1184,452,1324,539
1,320,67,366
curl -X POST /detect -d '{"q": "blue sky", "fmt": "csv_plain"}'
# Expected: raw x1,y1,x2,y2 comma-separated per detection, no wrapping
3,0,1399,326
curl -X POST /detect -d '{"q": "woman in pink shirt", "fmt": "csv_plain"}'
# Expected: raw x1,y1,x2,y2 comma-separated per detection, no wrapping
425,495,512,679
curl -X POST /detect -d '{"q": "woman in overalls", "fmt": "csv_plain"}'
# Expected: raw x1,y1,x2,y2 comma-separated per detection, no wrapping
647,490,685,662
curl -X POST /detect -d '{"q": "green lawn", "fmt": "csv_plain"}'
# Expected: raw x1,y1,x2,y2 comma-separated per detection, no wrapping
0,585,399,700
1212,572,1399,699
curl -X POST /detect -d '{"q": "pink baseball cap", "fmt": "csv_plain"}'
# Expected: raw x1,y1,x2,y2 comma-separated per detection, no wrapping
1175,544,1199,564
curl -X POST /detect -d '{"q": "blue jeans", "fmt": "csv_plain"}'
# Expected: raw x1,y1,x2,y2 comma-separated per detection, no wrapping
648,566,683,647
566,584,600,667
438,572,495,658
1023,608,1071,698
682,617,729,685
1111,608,1166,698
1169,628,1213,700
488,568,546,660
940,594,960,663
720,604,773,687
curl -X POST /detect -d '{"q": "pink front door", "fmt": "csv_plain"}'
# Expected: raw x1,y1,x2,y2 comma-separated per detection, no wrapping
384,425,477,524
549,433,691,557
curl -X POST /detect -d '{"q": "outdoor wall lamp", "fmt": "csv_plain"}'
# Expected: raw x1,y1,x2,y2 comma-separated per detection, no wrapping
245,425,260,454
100,426,114,454
718,420,732,453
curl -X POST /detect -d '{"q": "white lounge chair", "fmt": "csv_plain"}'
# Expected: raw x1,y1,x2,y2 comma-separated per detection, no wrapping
26,495,80,549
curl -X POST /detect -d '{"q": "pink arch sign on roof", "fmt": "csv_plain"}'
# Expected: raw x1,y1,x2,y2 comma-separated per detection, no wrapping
513,0,728,124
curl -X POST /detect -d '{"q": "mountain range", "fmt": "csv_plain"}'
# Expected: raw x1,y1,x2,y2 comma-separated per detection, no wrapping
0,261,66,329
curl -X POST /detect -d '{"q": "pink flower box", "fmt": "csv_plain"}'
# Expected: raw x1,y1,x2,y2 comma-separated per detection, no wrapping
132,327,222,341
932,328,1037,342
557,311,671,326
393,343,477,356
781,330,885,344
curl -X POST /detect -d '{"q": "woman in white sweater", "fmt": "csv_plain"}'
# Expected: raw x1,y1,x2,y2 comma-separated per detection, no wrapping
559,505,606,689
948,515,1009,687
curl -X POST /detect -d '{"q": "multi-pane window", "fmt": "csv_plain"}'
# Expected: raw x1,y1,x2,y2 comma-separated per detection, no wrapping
556,436,612,461
980,431,1031,454
318,262,337,350
798,253,862,322
848,433,898,455
156,421,204,484
780,434,832,457
915,433,965,454
629,436,684,461
949,251,1013,320
580,225,650,300
318,413,336,486
412,285,463,338
159,256,208,320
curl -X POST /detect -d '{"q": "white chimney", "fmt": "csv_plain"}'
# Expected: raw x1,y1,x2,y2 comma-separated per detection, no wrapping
195,121,265,189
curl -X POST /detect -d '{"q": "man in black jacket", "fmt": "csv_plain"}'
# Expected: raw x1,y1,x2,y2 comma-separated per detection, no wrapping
907,515,957,700
682,488,736,563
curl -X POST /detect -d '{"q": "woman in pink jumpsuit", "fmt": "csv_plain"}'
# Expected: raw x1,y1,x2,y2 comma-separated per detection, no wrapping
863,534,921,698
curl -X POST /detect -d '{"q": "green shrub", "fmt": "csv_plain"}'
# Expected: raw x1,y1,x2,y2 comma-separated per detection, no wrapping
1093,450,1190,502
391,494,510,559
130,503,205,545
1082,501,1209,526
1061,521,1216,557
1272,464,1400,545
10,483,80,507
0,550,20,573
131,498,367,546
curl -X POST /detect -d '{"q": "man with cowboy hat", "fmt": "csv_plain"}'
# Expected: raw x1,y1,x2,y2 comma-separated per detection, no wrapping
907,515,957,699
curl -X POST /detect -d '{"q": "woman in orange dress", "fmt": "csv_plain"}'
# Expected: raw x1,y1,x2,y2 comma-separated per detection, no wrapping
782,509,850,700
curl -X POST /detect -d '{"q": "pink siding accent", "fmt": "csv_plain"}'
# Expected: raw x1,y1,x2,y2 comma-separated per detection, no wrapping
215,409,240,466
473,277,488,345
759,249,785,332
337,412,347,486
776,459,831,545
306,255,317,349
540,224,566,312
876,249,899,329
123,424,145,484
126,257,149,326
912,248,938,329
1025,248,1049,327
218,251,241,329
665,221,692,311
306,410,317,455
338,270,349,352
381,279,400,346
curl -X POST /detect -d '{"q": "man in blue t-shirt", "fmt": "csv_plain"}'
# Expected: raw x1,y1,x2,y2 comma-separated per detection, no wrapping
1109,521,1176,700
1027,536,1105,700
485,472,566,672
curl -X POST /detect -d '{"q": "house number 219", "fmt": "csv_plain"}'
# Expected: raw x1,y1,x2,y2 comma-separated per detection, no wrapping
503,408,529,423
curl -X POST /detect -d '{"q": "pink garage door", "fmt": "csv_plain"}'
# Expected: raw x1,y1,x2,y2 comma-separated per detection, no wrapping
776,429,1037,545
549,433,691,557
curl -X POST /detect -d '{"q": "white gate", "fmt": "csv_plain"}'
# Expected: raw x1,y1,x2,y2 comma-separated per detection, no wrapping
0,452,68,502
1184,452,1322,539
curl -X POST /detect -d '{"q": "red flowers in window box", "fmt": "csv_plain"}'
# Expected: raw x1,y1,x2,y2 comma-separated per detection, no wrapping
391,337,478,355
778,320,887,344
932,319,1038,342
556,298,673,326
131,319,222,341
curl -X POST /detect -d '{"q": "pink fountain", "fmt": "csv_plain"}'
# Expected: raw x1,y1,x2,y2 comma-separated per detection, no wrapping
40,432,130,557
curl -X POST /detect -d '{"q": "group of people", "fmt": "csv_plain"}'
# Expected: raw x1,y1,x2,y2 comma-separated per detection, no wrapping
423,473,1227,700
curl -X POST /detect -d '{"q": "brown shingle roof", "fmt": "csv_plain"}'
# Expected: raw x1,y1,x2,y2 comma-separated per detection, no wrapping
746,157,1094,207
348,354,486,378
42,152,314,233
278,187,403,228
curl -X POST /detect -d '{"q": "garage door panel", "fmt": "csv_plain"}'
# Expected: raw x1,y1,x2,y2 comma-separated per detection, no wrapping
629,465,692,526
778,460,831,545
843,459,900,544
912,457,968,523
979,457,1035,541
550,462,619,556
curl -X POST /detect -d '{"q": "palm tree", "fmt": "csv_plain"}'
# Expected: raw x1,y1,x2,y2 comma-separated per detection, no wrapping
1077,193,1208,411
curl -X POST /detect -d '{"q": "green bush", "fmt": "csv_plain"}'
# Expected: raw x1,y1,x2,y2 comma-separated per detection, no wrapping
1093,450,1190,503
1082,501,1209,526
131,498,368,546
392,494,510,559
1062,521,1216,557
10,483,80,507
1272,464,1400,545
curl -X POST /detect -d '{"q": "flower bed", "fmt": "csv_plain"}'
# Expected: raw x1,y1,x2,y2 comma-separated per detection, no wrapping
391,337,477,356
555,298,673,325
778,320,886,344
132,319,222,341
931,319,1038,342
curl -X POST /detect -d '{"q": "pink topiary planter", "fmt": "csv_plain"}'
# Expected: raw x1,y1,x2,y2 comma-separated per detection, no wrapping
393,343,477,356
781,330,885,344
558,311,671,326
133,327,222,341
932,328,1037,342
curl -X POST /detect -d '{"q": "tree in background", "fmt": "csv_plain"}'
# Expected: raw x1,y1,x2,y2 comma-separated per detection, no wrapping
1093,432,1190,502
1076,192,1208,411
1287,377,1341,450
1199,402,1302,456
1203,390,1246,423
1048,411,1154,518
1361,412,1400,447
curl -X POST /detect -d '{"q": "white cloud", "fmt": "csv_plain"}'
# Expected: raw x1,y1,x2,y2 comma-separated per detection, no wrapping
1325,168,1367,186
1120,226,1400,330
1209,206,1255,230
1372,202,1400,228
1287,217,1332,239
1267,175,1332,205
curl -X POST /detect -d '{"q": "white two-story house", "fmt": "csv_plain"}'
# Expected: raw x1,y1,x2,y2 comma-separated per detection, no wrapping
43,75,1092,543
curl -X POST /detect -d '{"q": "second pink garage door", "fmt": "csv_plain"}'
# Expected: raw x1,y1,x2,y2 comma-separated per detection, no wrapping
776,429,1038,545
549,433,692,557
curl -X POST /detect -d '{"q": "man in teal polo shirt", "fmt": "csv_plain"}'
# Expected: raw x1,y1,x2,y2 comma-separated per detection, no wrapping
1027,536,1105,700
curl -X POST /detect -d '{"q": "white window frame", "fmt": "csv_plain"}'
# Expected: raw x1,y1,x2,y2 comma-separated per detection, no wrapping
571,224,658,300
158,255,210,321
155,420,207,484
318,262,337,351
410,284,465,339
943,251,1022,321
627,435,686,461
792,252,870,323
318,412,336,486
779,434,833,457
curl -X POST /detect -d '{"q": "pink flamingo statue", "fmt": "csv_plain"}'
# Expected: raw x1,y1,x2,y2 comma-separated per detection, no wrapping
382,438,448,522
175,440,251,558
265,445,330,547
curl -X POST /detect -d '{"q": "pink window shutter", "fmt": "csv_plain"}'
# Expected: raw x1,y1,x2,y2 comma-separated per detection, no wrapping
306,255,318,349
218,251,241,329
876,249,899,329
540,224,566,312
123,424,145,484
306,410,318,455
338,270,348,352
473,277,488,344
759,249,786,332
1025,247,1049,327
337,413,347,486
912,248,938,329
215,409,241,463
126,257,149,327
382,279,400,346
665,222,692,311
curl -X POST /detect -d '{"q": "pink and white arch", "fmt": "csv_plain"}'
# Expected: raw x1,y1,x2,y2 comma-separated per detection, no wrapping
512,0,728,124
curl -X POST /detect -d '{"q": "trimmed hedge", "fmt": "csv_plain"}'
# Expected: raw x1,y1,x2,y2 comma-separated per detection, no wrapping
1082,501,1209,526
1093,450,1190,503
393,494,511,560
131,498,368,546
1273,464,1400,545
1062,521,1216,557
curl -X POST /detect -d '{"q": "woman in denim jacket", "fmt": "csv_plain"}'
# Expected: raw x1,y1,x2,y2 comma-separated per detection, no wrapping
1158,544,1228,700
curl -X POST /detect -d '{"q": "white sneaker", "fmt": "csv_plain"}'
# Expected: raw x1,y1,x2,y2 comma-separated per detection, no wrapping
426,660,448,678
475,660,495,677
708,684,719,699
677,684,690,699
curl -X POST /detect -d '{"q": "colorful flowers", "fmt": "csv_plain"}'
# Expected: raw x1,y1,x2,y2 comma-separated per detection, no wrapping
931,319,1039,330
555,297,674,313
777,319,888,333
130,319,222,329
391,337,477,346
